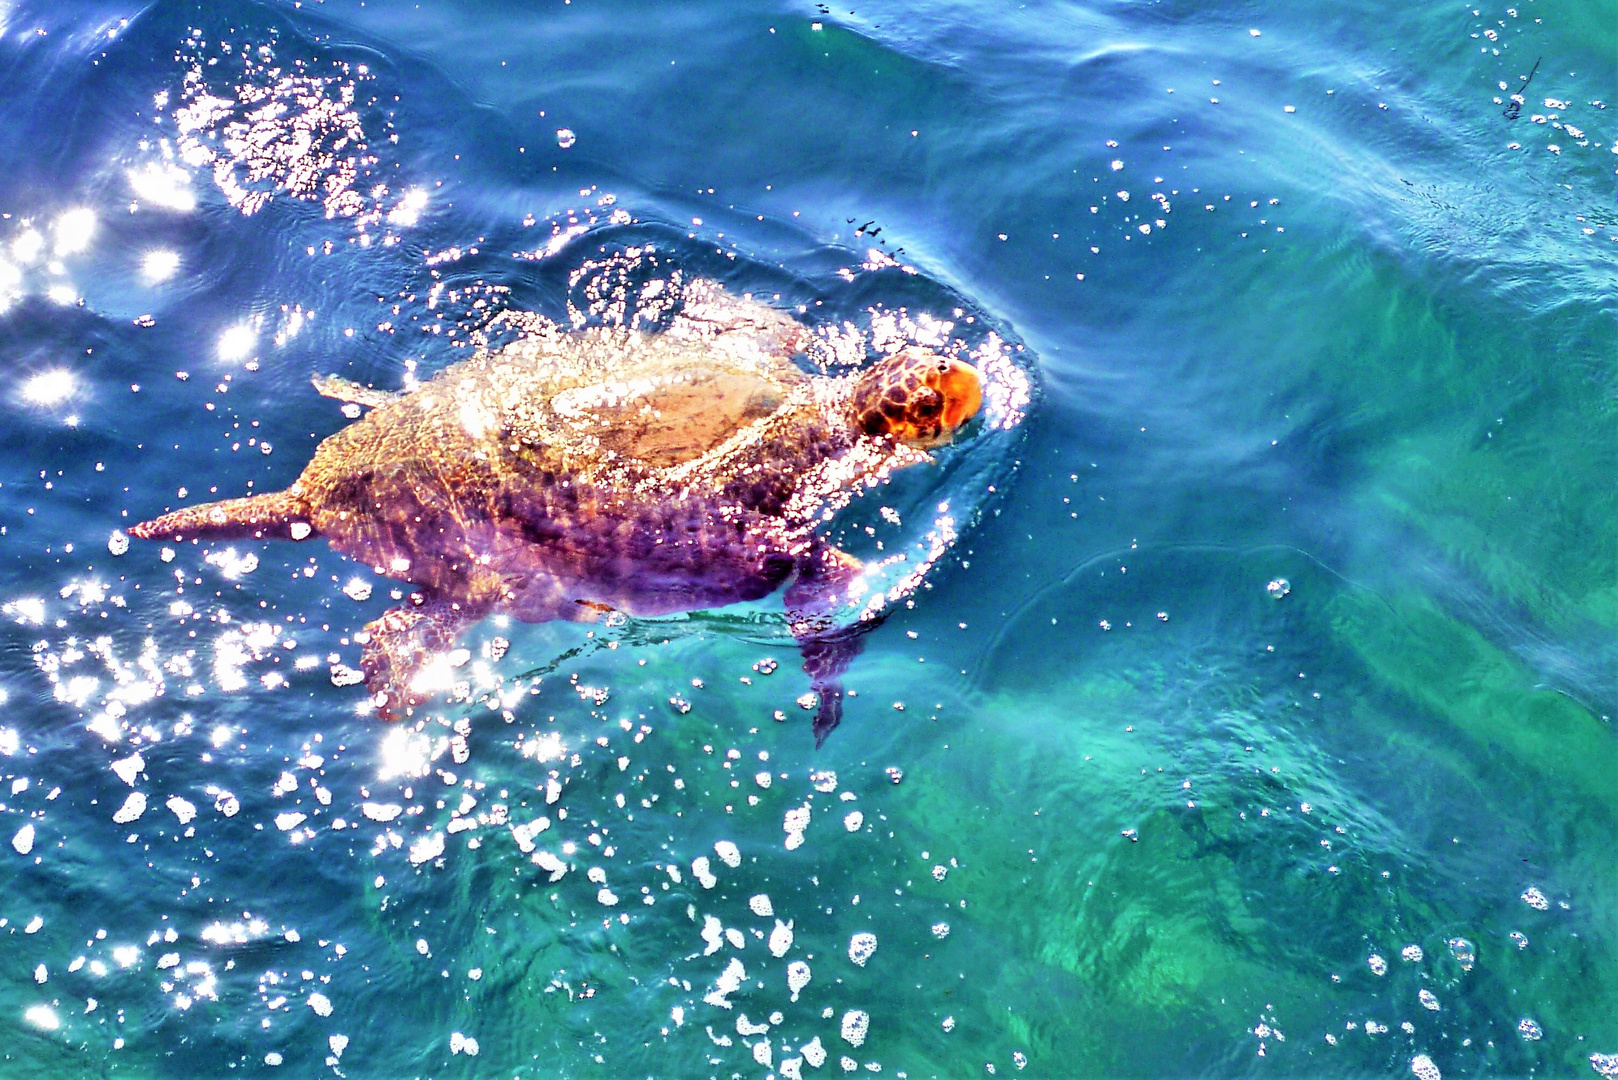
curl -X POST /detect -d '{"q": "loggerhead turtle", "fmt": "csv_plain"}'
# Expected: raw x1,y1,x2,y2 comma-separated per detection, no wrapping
129,281,982,742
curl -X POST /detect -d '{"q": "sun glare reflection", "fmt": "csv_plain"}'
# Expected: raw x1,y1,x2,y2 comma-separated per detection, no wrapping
22,369,77,406
127,162,197,212
216,323,257,362
140,250,181,283
11,229,43,264
52,209,96,255
386,188,428,227
377,727,436,781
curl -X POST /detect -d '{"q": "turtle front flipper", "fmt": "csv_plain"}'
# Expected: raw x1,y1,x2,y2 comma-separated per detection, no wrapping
359,600,482,720
312,374,399,410
795,624,873,747
785,546,878,746
668,279,811,361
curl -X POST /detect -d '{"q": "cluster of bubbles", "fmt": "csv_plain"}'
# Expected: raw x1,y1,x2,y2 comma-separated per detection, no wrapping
149,28,422,241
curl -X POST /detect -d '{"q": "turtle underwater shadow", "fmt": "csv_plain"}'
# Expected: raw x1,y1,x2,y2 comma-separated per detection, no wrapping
127,280,986,745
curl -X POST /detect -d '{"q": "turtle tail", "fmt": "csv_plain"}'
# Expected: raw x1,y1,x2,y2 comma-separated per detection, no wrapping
129,488,316,542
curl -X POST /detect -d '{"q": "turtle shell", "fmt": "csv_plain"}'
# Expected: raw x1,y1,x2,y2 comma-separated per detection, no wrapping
292,325,815,530
547,360,797,468
498,326,812,468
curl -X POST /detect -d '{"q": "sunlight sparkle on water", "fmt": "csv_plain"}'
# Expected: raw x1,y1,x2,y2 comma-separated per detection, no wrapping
519,731,566,763
386,188,428,227
127,161,196,212
217,323,256,362
407,648,472,695
22,369,76,406
11,229,43,264
53,209,96,255
140,250,181,283
24,1005,59,1031
377,726,435,780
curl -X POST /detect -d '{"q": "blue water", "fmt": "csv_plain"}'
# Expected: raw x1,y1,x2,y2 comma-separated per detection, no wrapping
0,0,1614,1077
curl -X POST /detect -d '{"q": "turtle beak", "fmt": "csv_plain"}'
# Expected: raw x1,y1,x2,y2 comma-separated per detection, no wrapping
932,359,983,436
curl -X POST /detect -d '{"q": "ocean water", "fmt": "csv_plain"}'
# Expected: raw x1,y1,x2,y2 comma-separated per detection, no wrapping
0,0,1614,1077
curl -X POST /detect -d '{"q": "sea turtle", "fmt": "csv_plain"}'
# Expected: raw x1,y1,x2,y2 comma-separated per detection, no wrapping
129,281,982,742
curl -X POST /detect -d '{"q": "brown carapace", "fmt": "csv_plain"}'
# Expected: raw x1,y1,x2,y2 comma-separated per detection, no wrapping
129,283,983,743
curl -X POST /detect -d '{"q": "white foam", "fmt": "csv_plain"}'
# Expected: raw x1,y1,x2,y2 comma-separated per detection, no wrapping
111,792,146,824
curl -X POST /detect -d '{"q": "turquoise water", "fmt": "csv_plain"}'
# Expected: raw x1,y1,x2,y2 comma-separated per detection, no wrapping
1,0,1615,1077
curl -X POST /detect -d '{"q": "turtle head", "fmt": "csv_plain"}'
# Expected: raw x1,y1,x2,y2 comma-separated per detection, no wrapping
849,347,983,449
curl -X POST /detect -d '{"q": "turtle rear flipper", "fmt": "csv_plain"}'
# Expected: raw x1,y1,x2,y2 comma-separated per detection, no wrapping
313,374,400,410
129,489,315,541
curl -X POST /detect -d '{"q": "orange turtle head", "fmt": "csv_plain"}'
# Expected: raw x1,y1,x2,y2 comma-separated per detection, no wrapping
848,347,983,449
